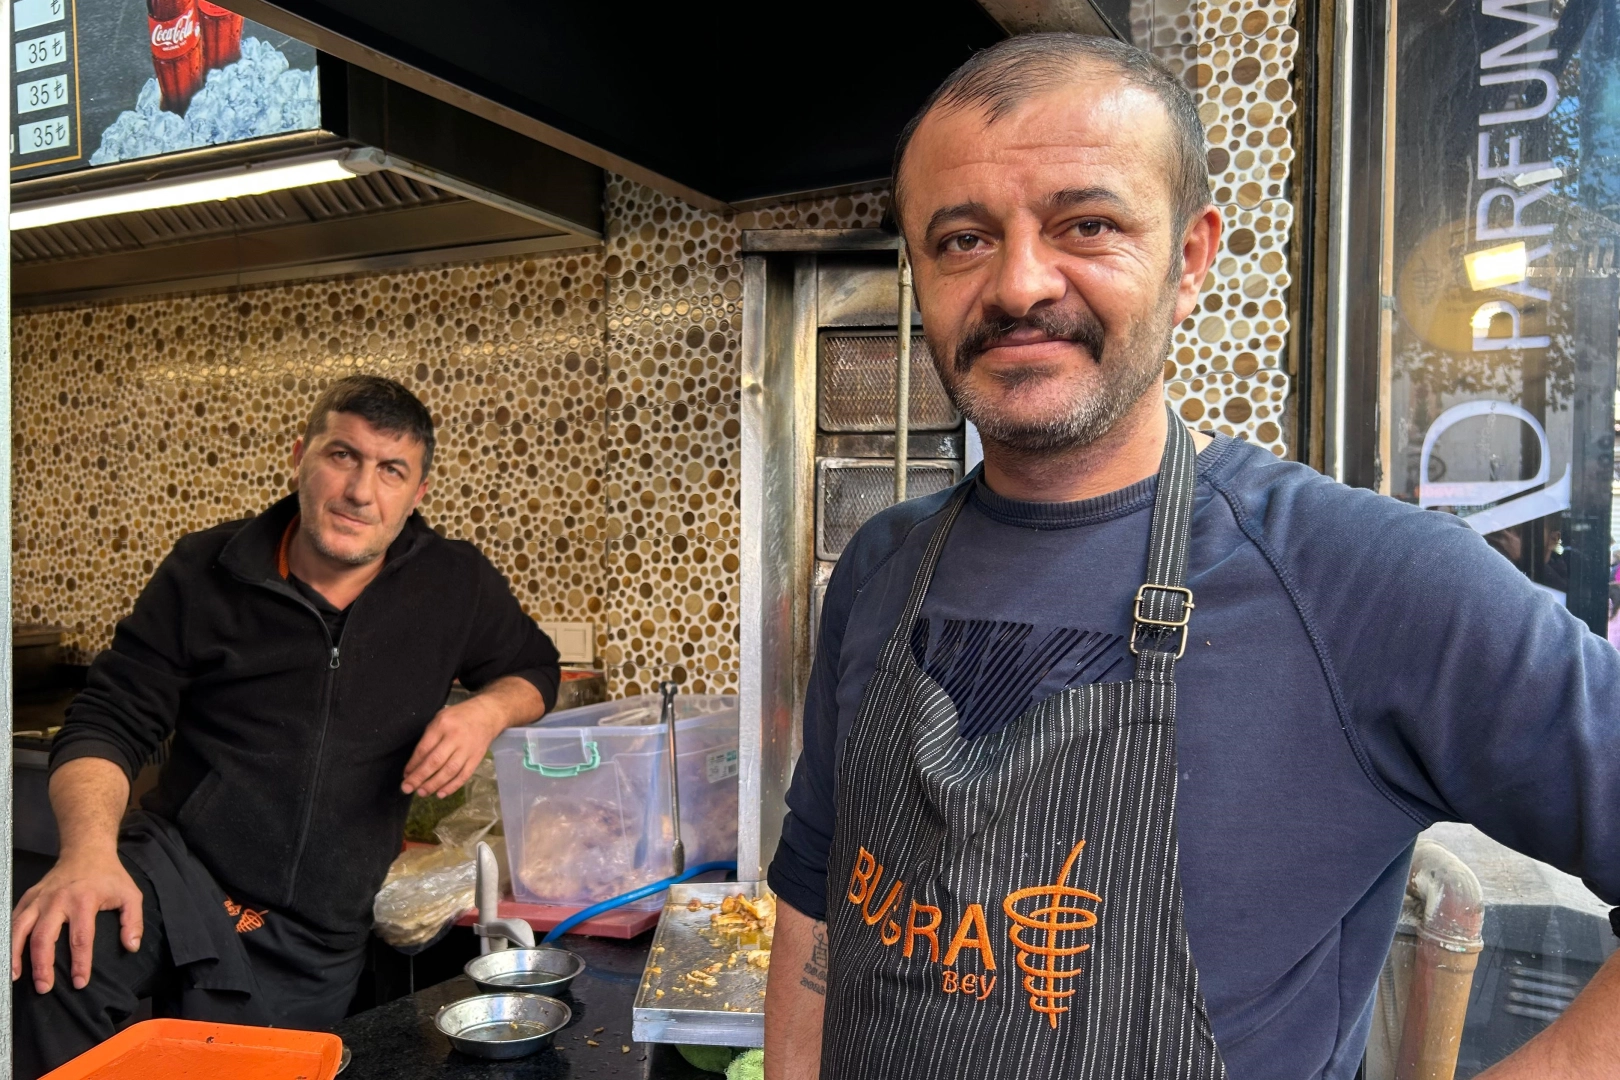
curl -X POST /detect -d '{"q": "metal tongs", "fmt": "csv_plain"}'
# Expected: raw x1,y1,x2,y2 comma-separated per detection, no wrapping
660,681,685,875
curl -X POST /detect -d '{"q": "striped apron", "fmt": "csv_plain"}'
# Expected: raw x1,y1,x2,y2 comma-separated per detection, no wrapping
821,416,1225,1079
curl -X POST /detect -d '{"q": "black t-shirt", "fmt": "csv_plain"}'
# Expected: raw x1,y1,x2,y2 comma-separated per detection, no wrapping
289,574,349,644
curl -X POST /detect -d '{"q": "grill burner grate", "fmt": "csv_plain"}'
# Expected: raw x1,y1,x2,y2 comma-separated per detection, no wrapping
816,458,960,561
818,331,959,433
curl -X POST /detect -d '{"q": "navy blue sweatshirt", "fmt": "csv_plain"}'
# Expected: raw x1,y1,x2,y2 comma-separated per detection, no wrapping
768,435,1620,1079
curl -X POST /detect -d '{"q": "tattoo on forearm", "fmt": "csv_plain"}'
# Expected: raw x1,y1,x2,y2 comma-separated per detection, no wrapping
799,921,829,997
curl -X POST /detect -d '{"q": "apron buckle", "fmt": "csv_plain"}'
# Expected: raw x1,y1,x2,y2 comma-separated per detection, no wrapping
1129,584,1195,659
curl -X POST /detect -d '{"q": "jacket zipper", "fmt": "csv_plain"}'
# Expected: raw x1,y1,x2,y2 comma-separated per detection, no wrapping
289,629,337,902
253,579,347,908
222,538,407,909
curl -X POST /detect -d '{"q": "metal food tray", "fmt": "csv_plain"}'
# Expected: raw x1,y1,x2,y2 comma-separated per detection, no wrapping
631,881,773,1048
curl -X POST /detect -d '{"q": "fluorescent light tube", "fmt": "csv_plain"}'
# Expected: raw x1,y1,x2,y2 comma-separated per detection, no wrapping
1463,241,1529,291
11,153,361,231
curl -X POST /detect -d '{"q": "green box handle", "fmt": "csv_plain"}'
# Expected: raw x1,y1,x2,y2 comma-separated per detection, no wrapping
524,739,600,777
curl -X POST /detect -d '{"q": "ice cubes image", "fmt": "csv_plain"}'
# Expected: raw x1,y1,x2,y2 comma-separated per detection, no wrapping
90,38,319,166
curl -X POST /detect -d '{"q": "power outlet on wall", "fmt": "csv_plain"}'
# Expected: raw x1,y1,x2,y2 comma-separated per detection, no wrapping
539,621,595,665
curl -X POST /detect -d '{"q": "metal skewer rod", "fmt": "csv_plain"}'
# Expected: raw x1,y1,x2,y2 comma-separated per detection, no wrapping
660,680,685,875
895,247,912,503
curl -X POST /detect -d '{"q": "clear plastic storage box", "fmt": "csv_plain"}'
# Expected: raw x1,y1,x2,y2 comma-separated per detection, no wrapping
492,694,739,907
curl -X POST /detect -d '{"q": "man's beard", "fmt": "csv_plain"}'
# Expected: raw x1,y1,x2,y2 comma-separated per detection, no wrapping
296,485,389,566
934,295,1173,454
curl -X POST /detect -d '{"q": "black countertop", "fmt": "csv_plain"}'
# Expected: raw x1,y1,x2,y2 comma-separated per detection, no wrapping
334,935,720,1080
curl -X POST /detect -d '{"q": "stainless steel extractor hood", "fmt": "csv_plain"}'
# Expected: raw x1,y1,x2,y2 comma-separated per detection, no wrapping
11,59,603,307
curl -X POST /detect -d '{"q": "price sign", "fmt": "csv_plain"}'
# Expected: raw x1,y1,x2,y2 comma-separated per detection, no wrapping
8,0,319,180
13,0,65,34
18,115,71,153
15,32,67,72
10,0,79,169
17,74,68,114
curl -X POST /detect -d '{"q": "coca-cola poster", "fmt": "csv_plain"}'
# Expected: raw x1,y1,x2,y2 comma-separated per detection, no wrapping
10,0,319,180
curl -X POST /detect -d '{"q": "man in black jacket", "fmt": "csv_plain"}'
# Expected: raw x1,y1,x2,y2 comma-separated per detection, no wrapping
10,375,560,1077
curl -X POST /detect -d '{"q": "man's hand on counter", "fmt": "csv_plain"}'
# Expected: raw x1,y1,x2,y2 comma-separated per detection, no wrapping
12,757,142,993
401,676,546,799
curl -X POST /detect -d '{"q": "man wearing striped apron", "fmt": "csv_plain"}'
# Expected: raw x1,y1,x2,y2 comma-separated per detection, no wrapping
764,34,1620,1080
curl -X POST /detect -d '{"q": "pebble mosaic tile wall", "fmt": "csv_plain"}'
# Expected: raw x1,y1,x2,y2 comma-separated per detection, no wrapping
12,4,1300,681
1137,0,1299,455
10,177,884,697
592,178,885,693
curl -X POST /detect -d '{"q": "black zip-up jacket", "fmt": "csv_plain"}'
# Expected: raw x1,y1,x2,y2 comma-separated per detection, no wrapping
51,494,560,937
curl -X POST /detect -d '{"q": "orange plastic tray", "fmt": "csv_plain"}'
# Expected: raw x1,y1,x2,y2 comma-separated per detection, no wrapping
42,1019,344,1080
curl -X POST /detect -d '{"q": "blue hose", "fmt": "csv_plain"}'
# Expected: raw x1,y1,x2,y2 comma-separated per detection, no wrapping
541,860,737,944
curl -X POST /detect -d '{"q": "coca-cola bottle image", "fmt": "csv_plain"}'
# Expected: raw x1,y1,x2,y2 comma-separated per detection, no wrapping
197,1,243,70
148,0,204,114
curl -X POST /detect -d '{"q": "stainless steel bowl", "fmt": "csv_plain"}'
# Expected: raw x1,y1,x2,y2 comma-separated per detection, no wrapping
434,992,571,1060
463,947,586,996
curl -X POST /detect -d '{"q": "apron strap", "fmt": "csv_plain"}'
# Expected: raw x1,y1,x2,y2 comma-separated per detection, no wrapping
884,410,1198,675
1131,410,1199,681
891,478,975,645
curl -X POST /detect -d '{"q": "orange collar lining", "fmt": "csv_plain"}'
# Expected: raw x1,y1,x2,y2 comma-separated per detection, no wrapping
277,515,299,580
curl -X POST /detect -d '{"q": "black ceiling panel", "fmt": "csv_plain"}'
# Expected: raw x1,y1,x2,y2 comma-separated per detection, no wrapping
245,1,1007,204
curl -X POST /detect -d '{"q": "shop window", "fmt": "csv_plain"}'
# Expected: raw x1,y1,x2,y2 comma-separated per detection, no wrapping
1338,0,1620,1072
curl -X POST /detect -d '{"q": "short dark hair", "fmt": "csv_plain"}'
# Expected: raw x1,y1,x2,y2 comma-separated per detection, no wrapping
304,375,436,476
892,33,1211,237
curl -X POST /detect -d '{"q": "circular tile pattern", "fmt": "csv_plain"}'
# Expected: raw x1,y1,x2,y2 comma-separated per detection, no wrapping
12,178,886,697
1138,0,1298,455
15,0,1300,681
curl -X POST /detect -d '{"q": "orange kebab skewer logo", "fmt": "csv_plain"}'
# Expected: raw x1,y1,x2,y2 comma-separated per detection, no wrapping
1002,840,1101,1029
844,839,1102,1027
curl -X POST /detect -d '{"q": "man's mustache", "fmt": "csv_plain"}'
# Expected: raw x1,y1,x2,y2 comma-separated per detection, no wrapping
953,307,1106,375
